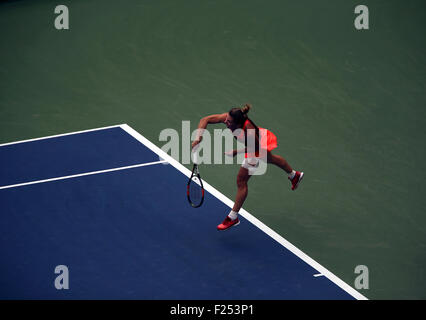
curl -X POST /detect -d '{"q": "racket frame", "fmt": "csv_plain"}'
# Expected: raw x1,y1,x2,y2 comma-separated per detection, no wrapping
187,163,205,208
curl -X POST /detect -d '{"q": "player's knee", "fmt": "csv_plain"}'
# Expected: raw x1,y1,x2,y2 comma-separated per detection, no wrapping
236,176,248,189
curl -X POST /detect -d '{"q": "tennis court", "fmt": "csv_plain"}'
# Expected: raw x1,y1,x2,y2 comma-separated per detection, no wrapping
0,125,366,299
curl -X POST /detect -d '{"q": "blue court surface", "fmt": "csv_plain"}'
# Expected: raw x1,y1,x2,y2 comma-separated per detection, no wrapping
0,124,366,300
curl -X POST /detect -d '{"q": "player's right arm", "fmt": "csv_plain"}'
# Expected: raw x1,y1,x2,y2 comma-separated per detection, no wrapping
192,113,227,149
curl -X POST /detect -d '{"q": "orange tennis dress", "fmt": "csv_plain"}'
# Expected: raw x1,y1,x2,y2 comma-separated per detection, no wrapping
235,119,278,158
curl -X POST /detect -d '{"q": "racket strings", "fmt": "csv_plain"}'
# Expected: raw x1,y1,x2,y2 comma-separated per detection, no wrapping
189,179,202,202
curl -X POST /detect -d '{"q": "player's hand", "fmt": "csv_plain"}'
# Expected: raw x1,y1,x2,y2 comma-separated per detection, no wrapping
224,150,237,157
192,136,202,150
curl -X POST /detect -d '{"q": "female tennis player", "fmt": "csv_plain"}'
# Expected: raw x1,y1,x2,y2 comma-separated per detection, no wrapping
192,104,304,230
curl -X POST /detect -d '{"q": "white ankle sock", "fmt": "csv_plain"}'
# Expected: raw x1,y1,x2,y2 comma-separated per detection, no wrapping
289,170,296,179
228,210,238,220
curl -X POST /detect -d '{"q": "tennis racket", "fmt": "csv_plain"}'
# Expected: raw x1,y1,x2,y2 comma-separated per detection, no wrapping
187,151,204,208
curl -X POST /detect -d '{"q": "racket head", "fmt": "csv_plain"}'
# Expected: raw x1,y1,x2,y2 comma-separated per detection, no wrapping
187,164,204,208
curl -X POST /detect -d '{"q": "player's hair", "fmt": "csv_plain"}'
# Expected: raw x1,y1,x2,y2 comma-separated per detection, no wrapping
228,103,252,127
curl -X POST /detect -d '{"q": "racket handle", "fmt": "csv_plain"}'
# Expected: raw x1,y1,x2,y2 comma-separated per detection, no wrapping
192,151,199,164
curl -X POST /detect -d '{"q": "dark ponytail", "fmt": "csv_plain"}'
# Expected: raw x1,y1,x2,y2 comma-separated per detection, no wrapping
228,103,252,127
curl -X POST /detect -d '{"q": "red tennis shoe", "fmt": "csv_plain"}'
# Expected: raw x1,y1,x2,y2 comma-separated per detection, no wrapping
289,171,304,190
217,216,240,231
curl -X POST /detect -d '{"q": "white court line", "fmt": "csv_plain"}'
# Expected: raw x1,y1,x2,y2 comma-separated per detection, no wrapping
120,124,368,300
0,124,123,147
0,160,167,190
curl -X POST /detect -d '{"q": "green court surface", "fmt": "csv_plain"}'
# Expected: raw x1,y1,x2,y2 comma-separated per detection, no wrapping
1,0,425,299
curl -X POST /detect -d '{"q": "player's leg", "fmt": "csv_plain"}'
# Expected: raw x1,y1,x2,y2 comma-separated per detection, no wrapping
267,152,293,173
217,166,251,230
267,151,304,190
232,166,251,212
